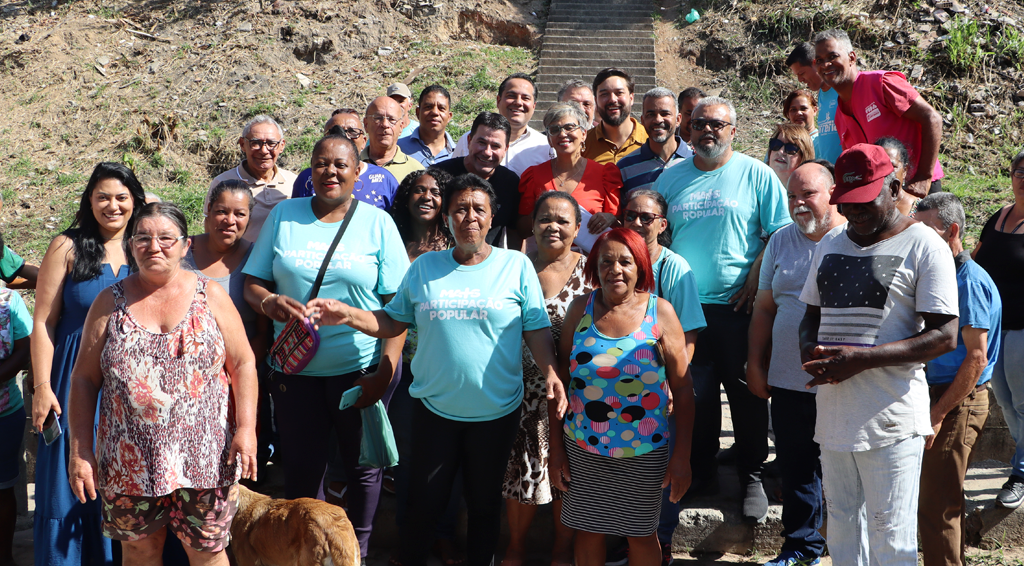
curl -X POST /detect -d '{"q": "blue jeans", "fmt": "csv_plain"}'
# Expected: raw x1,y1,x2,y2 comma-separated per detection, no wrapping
821,435,925,566
771,388,824,558
989,328,1024,478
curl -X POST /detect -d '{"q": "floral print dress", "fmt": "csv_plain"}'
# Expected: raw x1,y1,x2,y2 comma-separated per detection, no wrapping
502,256,588,504
97,276,239,497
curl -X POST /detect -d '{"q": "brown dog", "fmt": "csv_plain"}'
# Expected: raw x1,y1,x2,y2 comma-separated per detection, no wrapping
230,484,360,566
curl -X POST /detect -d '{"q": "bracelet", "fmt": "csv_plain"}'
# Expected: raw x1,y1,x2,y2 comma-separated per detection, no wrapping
260,293,279,316
33,380,50,390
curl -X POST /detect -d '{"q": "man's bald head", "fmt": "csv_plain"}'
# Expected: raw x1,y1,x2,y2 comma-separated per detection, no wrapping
364,96,404,151
788,161,840,237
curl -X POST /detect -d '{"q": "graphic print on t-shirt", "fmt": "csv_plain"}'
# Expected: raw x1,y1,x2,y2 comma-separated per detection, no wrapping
816,253,904,347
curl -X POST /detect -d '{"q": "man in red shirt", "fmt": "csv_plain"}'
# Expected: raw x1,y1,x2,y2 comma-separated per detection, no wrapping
813,29,944,199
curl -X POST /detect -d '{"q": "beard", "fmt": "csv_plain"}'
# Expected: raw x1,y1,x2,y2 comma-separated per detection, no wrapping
692,134,730,160
793,206,832,235
599,105,628,127
649,127,672,144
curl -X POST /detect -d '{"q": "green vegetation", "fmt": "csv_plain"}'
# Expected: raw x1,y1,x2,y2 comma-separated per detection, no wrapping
944,172,1008,246
945,17,992,72
155,182,207,235
56,172,85,188
280,126,321,164
994,26,1024,69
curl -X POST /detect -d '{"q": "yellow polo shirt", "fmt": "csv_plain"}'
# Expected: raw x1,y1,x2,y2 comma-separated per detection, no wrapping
360,145,424,183
583,117,649,165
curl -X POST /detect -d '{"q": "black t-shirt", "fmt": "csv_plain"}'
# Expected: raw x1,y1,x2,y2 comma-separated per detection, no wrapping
975,211,1024,330
433,157,521,248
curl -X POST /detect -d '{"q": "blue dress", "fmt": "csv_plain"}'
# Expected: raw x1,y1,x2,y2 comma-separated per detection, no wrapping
34,264,127,566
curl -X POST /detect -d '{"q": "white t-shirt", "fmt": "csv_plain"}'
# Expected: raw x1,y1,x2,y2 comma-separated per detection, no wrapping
799,222,958,452
758,223,836,393
452,125,553,176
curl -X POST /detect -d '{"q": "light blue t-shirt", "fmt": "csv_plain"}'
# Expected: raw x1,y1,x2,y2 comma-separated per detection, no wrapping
384,248,551,422
654,152,791,304
651,247,706,333
815,87,843,164
243,199,410,376
0,289,32,417
926,256,1002,386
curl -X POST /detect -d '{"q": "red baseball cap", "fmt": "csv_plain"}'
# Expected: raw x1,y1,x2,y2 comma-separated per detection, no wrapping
830,144,896,204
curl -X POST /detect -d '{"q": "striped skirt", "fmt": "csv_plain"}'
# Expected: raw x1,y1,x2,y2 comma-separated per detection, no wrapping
560,434,670,537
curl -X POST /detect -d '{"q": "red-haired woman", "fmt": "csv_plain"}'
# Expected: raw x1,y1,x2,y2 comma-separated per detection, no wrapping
548,228,695,566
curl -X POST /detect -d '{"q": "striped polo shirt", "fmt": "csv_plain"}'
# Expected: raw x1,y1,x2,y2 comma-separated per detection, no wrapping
618,136,693,196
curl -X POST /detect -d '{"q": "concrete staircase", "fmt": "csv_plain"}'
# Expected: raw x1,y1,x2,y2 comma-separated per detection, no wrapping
530,0,657,130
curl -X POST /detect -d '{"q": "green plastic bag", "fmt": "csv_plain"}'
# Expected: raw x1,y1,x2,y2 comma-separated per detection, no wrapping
359,401,399,468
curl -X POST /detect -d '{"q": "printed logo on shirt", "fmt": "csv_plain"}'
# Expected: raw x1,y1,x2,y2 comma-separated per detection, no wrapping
420,288,503,320
865,103,881,122
368,173,386,184
816,253,904,347
281,241,374,270
669,189,740,221
818,118,836,135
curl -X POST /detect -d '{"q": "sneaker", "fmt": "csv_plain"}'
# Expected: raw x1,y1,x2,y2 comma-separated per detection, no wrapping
996,475,1024,509
660,541,674,566
742,480,769,524
764,550,820,566
605,539,628,566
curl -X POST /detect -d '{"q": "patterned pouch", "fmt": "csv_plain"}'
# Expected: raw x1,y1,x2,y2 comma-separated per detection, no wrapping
269,317,320,374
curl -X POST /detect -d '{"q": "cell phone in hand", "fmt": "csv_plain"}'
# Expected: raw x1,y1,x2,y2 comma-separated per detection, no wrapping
42,410,62,446
338,386,363,411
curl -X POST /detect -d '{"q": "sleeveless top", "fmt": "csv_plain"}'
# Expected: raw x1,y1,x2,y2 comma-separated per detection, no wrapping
565,292,670,458
976,210,1024,331
97,276,239,497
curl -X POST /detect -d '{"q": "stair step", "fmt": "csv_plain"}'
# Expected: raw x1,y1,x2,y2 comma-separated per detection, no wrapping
540,56,656,67
549,8,654,18
543,33,655,43
539,64,656,75
545,22,653,30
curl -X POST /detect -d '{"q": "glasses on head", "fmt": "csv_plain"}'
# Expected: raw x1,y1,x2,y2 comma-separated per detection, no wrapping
623,211,665,225
369,114,400,126
131,234,185,249
769,138,801,156
689,119,732,132
246,138,282,150
546,123,581,137
1012,168,1024,179
343,127,366,138
412,186,442,197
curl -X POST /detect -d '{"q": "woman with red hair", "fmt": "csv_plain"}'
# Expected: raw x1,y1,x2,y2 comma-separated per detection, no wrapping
549,228,695,566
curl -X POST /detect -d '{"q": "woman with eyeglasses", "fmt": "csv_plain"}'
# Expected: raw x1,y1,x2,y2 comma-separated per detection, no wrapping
66,202,258,565
973,150,1024,510
291,109,401,211
765,123,814,188
31,162,145,564
517,102,623,242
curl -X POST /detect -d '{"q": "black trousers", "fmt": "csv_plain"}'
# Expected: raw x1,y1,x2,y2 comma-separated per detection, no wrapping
401,400,522,566
689,303,768,483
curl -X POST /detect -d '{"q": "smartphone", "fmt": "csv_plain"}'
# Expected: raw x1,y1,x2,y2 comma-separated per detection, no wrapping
41,410,62,446
338,386,363,411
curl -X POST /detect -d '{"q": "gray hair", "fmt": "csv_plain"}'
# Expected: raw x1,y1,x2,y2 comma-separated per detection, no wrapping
642,87,677,105
692,96,737,125
557,79,593,101
793,160,835,191
917,192,966,236
813,29,854,55
543,102,589,130
241,114,284,139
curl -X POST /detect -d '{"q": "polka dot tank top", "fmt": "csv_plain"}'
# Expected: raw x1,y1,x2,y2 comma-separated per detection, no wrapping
565,292,670,458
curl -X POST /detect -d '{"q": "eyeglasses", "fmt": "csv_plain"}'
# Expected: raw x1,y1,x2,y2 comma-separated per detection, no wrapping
246,138,282,150
623,211,665,225
342,127,366,139
131,234,185,249
689,119,733,132
369,114,400,126
769,138,801,156
1012,168,1024,179
546,123,581,136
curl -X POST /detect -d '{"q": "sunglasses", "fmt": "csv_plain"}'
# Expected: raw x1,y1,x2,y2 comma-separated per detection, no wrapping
769,138,801,156
546,123,581,136
689,119,732,132
623,211,665,225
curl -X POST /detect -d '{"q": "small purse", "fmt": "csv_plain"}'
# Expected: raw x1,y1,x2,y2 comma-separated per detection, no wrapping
268,200,358,374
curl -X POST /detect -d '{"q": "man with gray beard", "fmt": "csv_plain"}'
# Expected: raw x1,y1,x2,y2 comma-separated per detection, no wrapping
746,161,844,566
654,97,791,523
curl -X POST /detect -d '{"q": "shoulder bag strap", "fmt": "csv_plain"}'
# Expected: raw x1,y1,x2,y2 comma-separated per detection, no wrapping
309,199,359,301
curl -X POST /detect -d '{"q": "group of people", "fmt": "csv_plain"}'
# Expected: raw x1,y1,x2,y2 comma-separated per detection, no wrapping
0,25,1022,566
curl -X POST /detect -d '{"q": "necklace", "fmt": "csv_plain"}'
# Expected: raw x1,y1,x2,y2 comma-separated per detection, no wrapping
553,158,585,189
